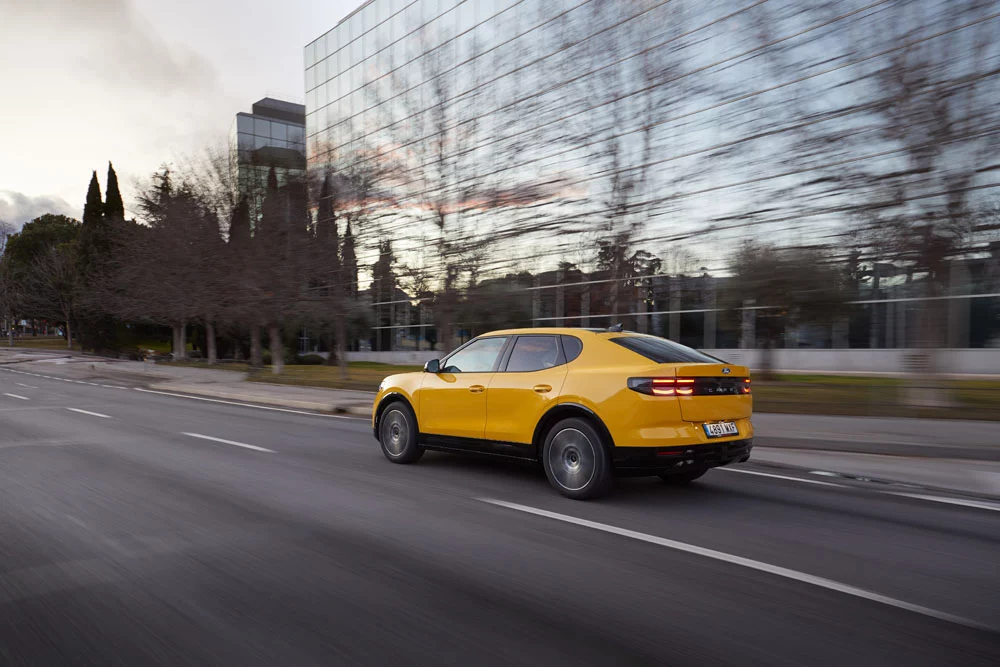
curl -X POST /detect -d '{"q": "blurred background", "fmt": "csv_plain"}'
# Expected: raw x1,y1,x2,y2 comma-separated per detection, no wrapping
2,0,999,417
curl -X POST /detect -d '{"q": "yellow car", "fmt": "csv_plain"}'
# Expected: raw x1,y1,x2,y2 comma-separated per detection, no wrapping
372,327,753,499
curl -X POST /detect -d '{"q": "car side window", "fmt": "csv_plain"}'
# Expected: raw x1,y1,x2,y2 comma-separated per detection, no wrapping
442,337,507,373
505,335,563,372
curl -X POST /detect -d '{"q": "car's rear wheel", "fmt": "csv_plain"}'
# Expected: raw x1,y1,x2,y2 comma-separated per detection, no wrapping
378,402,423,464
542,417,612,500
658,467,707,484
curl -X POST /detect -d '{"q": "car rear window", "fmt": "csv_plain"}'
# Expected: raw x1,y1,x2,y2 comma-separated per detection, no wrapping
610,336,721,364
561,335,583,362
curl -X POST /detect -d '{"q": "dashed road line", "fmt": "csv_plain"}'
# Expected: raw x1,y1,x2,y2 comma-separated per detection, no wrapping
721,467,842,487
15,383,38,389
3,393,29,401
479,498,994,632
66,408,112,419
181,432,275,453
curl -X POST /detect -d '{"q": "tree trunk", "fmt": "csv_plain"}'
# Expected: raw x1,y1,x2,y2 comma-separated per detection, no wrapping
325,331,337,366
758,337,776,381
65,319,72,350
268,324,284,375
205,321,217,365
172,323,188,360
335,317,348,380
250,326,263,368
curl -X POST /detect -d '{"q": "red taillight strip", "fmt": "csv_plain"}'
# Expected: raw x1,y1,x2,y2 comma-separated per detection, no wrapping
629,376,752,396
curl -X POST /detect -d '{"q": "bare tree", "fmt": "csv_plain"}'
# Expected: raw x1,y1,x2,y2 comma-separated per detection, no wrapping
22,245,79,349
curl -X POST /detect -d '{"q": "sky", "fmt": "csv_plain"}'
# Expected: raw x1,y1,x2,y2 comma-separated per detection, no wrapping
0,0,358,228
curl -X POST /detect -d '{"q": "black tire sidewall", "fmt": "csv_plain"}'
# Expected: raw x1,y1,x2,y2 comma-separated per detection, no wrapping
379,401,423,463
542,417,612,500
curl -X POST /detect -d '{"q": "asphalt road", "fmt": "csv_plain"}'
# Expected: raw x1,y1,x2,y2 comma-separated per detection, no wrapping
1,365,999,666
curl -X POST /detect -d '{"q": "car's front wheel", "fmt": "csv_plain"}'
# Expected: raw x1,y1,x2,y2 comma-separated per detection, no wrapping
378,401,424,464
542,417,612,500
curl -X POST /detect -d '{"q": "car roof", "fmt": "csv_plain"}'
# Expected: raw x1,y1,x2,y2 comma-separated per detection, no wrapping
482,327,637,337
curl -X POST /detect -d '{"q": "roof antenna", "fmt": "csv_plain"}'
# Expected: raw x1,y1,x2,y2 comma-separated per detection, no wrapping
608,323,623,332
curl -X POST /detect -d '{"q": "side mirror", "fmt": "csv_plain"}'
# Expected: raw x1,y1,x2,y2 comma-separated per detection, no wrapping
424,359,440,373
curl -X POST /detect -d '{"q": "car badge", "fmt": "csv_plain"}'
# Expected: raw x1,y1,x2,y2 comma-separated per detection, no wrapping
722,368,731,374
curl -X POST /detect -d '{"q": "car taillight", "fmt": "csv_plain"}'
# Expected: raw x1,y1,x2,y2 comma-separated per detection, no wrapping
629,377,752,396
628,377,695,396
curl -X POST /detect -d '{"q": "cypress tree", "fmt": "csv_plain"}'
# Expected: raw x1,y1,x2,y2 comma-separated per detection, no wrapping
104,162,125,222
228,198,251,248
83,171,104,229
257,166,280,241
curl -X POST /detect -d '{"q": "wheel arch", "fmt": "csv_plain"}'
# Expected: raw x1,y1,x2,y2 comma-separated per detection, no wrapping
532,402,615,460
374,392,417,437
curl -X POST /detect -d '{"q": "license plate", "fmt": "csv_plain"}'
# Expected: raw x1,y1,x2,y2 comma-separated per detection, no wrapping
703,421,738,438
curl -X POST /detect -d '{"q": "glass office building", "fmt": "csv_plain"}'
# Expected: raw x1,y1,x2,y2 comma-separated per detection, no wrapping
301,0,744,263
230,98,307,222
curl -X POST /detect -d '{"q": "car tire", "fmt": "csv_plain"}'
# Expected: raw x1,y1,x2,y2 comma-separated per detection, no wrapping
658,468,707,484
378,401,424,464
542,417,612,500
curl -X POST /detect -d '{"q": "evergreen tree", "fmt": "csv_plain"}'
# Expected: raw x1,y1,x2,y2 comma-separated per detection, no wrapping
77,171,104,276
83,171,103,228
257,166,281,242
104,162,125,222
341,221,358,298
228,198,251,248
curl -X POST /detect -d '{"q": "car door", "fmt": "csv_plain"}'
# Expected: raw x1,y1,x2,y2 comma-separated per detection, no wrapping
484,334,569,445
418,336,509,440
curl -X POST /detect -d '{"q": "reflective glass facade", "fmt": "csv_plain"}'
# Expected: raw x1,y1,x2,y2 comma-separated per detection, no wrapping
230,98,307,221
302,1,748,270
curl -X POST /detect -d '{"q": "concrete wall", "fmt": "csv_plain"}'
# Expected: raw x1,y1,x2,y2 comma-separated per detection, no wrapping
346,348,1000,375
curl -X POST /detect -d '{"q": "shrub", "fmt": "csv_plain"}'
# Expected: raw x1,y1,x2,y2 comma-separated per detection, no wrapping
298,354,325,365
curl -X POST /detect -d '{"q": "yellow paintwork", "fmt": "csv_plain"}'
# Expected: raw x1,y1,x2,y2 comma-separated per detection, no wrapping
373,328,753,450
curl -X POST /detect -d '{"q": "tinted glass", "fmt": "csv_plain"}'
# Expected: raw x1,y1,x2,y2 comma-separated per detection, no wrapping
443,337,507,373
506,336,561,372
561,335,583,362
610,336,721,364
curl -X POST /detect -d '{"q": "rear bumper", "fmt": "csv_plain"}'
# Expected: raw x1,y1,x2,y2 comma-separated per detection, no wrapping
612,438,753,476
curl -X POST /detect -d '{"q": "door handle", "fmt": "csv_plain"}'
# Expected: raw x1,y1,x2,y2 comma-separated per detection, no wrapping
533,384,552,393
469,385,485,393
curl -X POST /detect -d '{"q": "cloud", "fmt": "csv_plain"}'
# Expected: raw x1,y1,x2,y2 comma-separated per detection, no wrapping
0,191,78,229
6,0,219,95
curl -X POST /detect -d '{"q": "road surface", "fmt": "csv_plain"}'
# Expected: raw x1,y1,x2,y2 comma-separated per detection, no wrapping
1,365,998,666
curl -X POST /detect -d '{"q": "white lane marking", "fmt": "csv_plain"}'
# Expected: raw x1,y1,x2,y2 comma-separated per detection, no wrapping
66,408,111,419
888,492,1000,513
4,393,30,400
479,498,993,632
181,432,274,453
721,467,842,487
725,467,1000,513
135,388,356,420
15,383,38,389
810,470,841,477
